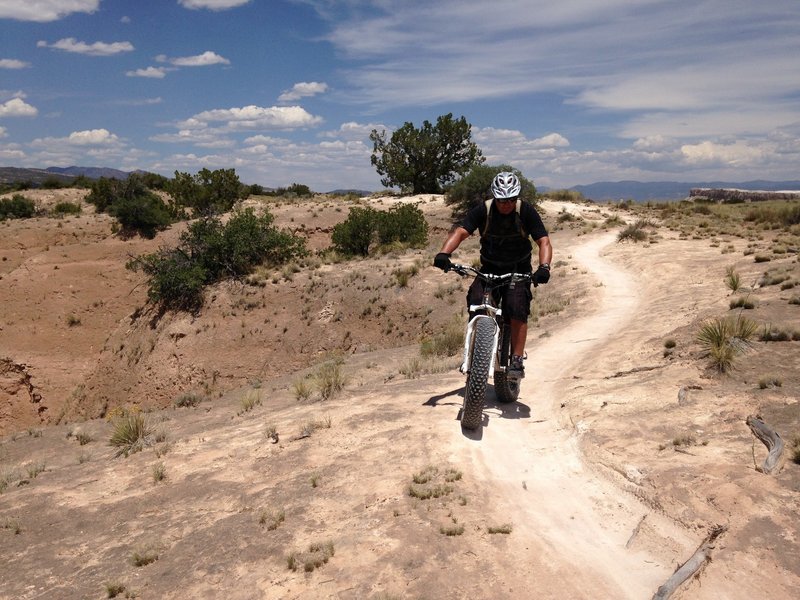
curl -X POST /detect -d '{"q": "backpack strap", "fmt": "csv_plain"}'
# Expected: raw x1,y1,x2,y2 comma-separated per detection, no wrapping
481,198,525,238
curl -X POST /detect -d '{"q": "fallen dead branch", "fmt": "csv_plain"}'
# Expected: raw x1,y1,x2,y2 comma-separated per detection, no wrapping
652,525,727,600
746,415,784,474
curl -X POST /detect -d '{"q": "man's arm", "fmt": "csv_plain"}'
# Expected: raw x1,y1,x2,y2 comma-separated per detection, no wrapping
439,226,471,255
535,235,552,266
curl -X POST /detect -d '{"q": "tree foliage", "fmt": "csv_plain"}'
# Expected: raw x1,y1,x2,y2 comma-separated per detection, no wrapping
127,207,307,311
0,194,36,220
167,168,249,215
445,164,537,216
370,113,484,194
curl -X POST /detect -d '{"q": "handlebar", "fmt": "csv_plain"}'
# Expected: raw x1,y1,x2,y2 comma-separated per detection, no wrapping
449,263,534,285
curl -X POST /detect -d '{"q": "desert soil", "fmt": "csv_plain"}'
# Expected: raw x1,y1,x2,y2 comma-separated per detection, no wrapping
0,191,799,599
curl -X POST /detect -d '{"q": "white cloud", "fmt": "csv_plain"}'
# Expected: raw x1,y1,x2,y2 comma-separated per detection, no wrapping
278,82,329,102
178,105,323,131
0,0,99,22
0,59,30,69
172,52,230,67
126,67,169,79
320,121,387,140
30,128,122,147
37,38,134,56
680,141,766,167
157,51,230,67
0,126,6,138
178,0,251,10
0,98,38,118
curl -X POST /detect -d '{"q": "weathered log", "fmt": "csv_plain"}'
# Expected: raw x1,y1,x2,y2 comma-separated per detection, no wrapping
746,415,784,474
652,525,727,600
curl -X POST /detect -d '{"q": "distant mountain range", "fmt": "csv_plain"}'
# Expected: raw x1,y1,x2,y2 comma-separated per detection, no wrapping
566,180,800,202
3,166,800,202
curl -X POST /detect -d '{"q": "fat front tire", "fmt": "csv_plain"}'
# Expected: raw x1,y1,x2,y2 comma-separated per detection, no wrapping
494,327,520,403
462,317,495,430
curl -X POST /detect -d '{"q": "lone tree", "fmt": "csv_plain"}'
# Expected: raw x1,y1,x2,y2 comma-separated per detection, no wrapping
370,113,484,194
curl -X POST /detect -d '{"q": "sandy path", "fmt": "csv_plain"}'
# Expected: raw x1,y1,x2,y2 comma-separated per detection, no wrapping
444,232,693,598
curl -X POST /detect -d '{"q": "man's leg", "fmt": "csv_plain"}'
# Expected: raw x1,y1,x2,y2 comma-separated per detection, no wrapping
510,319,527,356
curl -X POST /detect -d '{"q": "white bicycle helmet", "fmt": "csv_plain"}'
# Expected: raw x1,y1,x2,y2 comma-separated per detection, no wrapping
491,171,521,199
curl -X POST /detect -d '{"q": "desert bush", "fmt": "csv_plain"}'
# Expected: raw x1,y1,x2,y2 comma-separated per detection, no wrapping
174,392,204,408
238,391,262,414
127,207,307,311
445,164,536,216
487,524,513,534
291,377,313,401
617,220,649,242
314,360,347,400
758,376,782,389
440,524,465,536
729,297,755,309
287,541,335,572
376,203,428,248
131,545,159,567
331,206,378,256
167,168,248,215
759,324,800,342
87,175,172,237
151,461,166,483
259,508,285,530
0,194,36,220
52,201,81,216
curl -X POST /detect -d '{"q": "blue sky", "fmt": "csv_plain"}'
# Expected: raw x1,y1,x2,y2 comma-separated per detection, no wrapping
1,0,799,192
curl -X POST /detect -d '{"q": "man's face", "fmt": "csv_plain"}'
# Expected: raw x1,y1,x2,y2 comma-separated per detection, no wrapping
494,197,517,215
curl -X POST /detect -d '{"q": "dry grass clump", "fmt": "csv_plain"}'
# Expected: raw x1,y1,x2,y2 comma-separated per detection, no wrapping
487,524,513,534
287,541,335,572
173,392,205,408
259,508,285,530
313,359,348,400
420,317,464,358
237,390,262,415
408,465,461,500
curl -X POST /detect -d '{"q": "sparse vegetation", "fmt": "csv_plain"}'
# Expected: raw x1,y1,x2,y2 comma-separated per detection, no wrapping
724,266,742,292
313,359,347,400
0,194,36,220
173,392,204,408
439,524,465,536
259,508,285,530
287,541,335,572
131,545,159,567
487,524,513,534
238,390,262,414
151,461,166,483
758,376,782,389
617,220,650,242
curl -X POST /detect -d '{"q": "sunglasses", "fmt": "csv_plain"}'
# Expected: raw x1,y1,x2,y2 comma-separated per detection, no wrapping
495,197,518,203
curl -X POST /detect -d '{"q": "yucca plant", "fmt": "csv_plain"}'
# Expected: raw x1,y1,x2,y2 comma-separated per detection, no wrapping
697,316,757,372
109,410,152,457
724,266,742,292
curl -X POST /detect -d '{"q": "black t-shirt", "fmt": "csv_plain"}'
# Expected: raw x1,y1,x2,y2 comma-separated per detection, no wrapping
460,200,548,273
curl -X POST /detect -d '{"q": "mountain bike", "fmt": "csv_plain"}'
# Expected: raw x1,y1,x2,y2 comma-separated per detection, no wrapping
448,264,534,430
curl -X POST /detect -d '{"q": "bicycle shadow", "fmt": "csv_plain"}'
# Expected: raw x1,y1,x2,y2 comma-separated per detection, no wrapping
423,384,532,440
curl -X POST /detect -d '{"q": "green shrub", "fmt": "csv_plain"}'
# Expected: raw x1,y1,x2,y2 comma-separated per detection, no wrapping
0,194,36,220
376,203,428,248
167,168,247,215
52,201,82,216
110,193,172,239
444,164,536,216
127,207,307,311
724,266,742,292
331,206,378,256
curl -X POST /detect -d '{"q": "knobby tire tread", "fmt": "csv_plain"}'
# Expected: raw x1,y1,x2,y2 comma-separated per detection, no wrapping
462,318,495,430
494,324,520,403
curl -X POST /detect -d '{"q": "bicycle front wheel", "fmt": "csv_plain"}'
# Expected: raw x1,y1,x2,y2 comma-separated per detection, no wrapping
462,317,495,430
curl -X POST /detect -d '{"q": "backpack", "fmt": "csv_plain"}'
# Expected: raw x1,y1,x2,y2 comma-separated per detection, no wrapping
480,198,529,239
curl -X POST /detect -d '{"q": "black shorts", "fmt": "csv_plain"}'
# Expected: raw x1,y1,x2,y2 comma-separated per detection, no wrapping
466,277,532,321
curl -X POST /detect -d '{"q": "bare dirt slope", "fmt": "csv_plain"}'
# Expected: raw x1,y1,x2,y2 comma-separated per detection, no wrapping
1,193,799,599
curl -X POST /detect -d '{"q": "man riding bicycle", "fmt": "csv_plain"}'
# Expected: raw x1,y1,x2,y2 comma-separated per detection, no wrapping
433,171,552,378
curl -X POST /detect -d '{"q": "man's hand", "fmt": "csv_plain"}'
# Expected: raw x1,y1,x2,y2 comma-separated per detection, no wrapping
532,264,550,284
433,252,452,272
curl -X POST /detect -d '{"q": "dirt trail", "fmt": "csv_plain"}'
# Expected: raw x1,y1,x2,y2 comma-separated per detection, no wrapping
443,232,694,598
